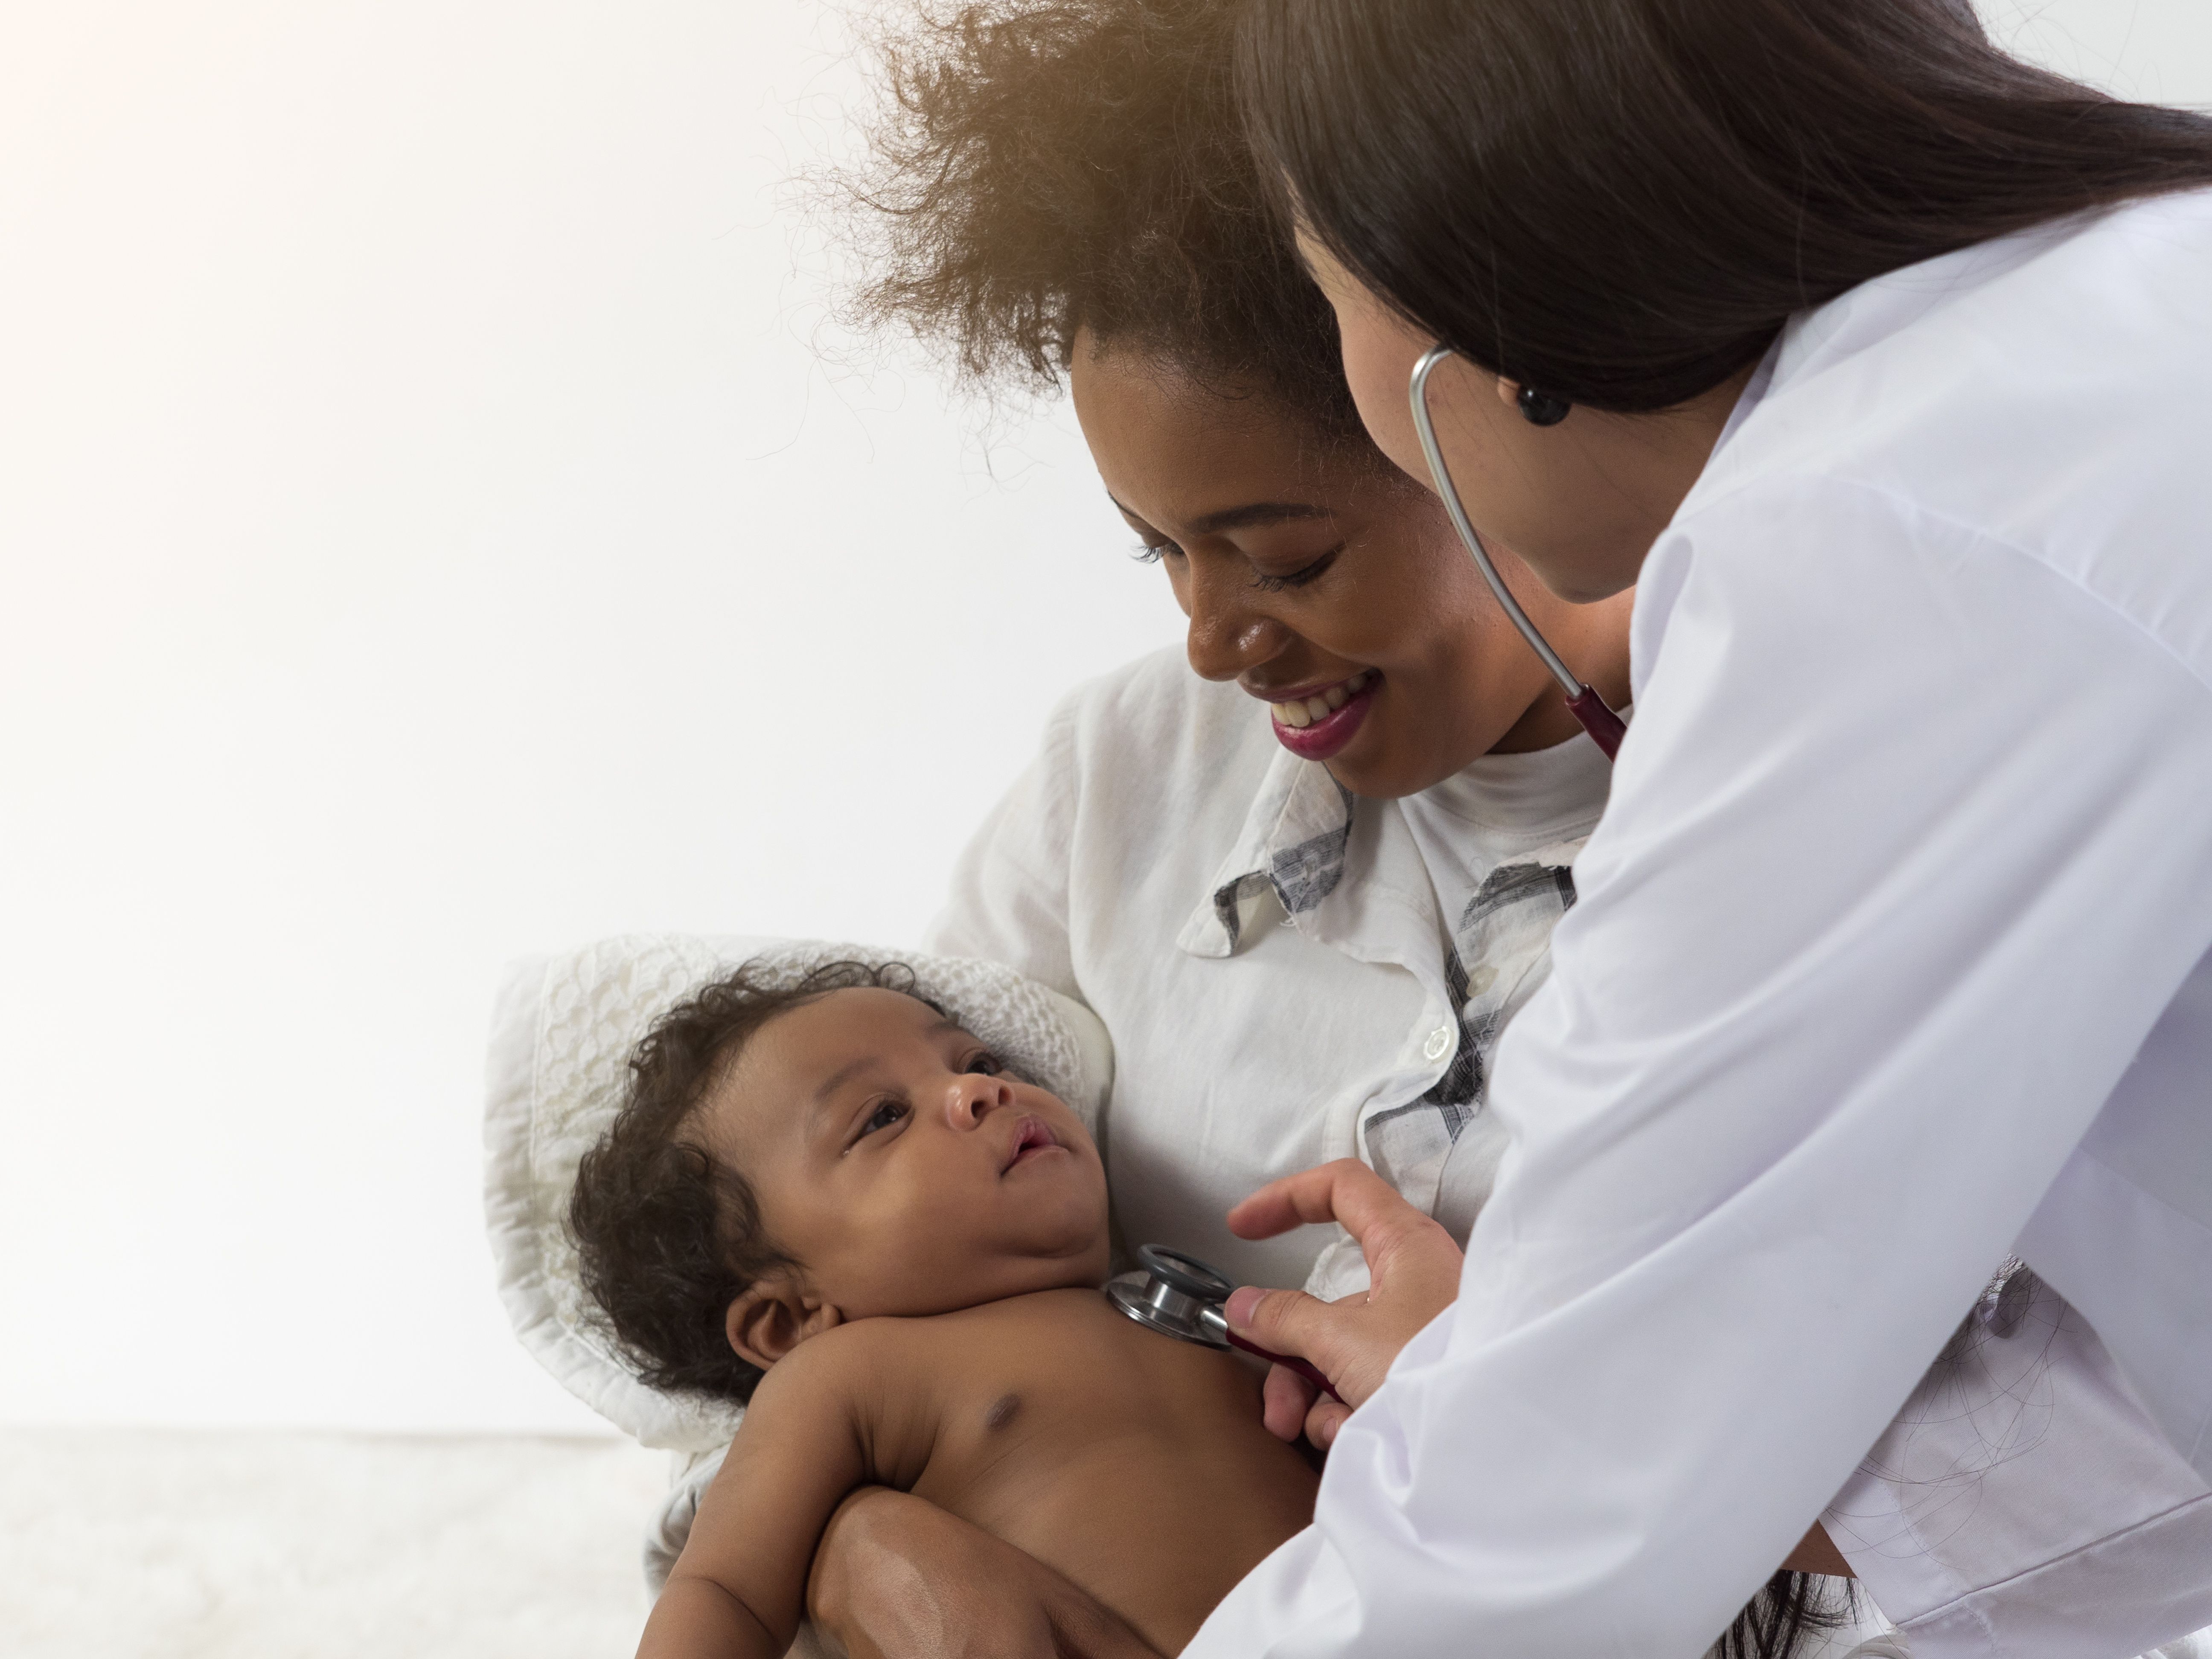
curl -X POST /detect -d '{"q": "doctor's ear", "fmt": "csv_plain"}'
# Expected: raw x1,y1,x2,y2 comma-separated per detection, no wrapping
725,1274,843,1372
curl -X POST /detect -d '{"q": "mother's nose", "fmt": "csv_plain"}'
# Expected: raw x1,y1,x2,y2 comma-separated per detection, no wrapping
1183,559,1292,683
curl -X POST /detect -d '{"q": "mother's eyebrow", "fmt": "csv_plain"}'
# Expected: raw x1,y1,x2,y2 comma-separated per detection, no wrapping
1106,492,1332,538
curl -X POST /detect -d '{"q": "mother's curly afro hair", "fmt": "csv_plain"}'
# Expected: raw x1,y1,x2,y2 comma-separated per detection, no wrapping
838,0,1363,440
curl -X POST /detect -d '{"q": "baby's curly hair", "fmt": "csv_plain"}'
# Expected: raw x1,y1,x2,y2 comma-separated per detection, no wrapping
838,0,1364,439
567,960,943,1404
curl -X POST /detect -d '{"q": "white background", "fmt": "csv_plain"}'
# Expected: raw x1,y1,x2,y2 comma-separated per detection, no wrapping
3,0,2208,1435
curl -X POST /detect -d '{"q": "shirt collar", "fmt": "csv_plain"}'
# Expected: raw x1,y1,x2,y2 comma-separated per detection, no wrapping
1176,746,1356,959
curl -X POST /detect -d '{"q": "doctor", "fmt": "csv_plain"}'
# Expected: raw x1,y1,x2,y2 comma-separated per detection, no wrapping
1200,1,2212,1656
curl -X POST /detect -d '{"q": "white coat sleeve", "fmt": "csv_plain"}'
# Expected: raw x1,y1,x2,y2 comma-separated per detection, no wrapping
1185,479,2212,1659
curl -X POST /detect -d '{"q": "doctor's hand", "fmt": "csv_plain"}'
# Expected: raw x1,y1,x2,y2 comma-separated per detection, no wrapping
1225,1159,1464,1452
808,1486,1162,1659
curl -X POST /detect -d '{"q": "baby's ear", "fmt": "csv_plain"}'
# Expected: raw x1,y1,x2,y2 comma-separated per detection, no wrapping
725,1273,842,1373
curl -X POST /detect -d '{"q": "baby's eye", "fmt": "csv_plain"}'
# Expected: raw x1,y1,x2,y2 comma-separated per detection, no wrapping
964,1051,1002,1077
858,1099,908,1139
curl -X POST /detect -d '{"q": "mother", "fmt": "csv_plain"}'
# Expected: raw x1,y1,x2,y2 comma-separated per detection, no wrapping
1197,0,2212,1655
798,1,1849,1655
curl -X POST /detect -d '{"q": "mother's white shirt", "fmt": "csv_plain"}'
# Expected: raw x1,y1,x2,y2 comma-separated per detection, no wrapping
1189,192,2212,1659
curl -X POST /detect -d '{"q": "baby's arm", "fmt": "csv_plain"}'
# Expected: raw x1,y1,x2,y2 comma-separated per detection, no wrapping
642,1324,926,1659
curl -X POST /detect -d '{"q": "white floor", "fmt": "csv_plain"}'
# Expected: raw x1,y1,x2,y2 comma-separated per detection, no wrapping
0,1428,668,1659
9,1427,2209,1659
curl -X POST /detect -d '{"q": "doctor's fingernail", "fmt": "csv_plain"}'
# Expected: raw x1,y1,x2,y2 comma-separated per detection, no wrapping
1225,1286,1266,1328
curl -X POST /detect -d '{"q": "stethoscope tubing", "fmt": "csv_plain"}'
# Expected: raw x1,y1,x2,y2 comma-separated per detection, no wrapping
1407,345,1627,761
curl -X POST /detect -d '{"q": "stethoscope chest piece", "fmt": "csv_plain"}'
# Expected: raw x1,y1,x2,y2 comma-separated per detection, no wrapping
1107,1242,1345,1404
1107,1244,1236,1349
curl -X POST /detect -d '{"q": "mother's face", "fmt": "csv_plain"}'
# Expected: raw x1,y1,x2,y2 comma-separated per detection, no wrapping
1069,337,1631,799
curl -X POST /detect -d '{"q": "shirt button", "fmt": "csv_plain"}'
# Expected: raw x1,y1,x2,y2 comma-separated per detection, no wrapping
1423,1025,1453,1062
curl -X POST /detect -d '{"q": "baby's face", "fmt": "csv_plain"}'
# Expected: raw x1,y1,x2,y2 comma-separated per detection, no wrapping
699,987,1111,1323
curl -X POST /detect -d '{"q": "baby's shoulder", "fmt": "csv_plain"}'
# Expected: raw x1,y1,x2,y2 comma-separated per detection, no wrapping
738,1316,966,1488
843,1289,1150,1396
847,1286,1096,1368
920,1286,1171,1395
740,1319,885,1424
747,1293,1092,1405
753,1291,1151,1444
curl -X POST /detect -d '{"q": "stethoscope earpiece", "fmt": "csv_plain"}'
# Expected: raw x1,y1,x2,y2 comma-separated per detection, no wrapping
1107,1243,1345,1404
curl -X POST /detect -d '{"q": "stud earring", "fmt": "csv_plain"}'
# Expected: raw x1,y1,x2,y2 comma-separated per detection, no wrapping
1517,385,1571,427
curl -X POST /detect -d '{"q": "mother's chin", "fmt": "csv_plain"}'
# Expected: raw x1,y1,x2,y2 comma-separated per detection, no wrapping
1300,669,1572,800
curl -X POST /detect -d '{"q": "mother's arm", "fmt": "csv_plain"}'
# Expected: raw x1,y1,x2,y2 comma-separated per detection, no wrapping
806,1487,1161,1659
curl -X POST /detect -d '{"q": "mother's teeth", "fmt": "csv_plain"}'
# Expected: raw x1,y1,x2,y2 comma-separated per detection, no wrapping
1272,670,1380,730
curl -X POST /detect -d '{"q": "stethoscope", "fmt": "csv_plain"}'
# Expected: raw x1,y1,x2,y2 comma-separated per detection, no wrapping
1409,344,1627,761
1109,1243,1345,1403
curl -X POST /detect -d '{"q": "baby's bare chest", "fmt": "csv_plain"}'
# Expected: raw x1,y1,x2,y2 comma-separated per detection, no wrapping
890,1289,1318,1650
899,1290,1275,1503
907,1292,1239,1451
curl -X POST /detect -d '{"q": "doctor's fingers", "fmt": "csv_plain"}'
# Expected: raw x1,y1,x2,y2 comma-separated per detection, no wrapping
1261,1361,1318,1442
1227,1158,1441,1253
1262,1362,1350,1452
1304,1394,1352,1452
1225,1285,1411,1410
1230,1161,1464,1313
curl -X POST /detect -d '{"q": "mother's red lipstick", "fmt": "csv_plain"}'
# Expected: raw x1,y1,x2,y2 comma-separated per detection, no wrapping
1269,673,1379,762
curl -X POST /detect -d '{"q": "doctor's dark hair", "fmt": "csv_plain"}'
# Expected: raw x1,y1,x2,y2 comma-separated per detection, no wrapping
1237,0,2212,413
567,960,945,1405
834,0,1362,441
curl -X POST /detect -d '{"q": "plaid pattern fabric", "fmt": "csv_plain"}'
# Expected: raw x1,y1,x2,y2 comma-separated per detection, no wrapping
1355,857,1580,1233
1175,742,1585,1256
1181,758,1356,957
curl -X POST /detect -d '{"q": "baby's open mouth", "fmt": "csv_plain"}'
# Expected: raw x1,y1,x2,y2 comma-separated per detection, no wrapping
1001,1115,1063,1174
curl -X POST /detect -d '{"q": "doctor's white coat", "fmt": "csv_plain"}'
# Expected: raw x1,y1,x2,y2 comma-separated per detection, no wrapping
1186,191,2212,1659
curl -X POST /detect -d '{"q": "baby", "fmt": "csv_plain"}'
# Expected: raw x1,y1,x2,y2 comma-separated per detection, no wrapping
569,960,1319,1659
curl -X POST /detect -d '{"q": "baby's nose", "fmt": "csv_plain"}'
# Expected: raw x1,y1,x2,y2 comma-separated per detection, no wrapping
947,1073,1012,1127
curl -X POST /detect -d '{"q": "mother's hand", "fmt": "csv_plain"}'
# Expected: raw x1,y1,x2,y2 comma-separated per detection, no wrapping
1225,1159,1465,1451
806,1486,1162,1659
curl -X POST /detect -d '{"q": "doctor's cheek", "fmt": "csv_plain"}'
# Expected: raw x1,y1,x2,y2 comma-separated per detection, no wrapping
1334,320,1429,482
